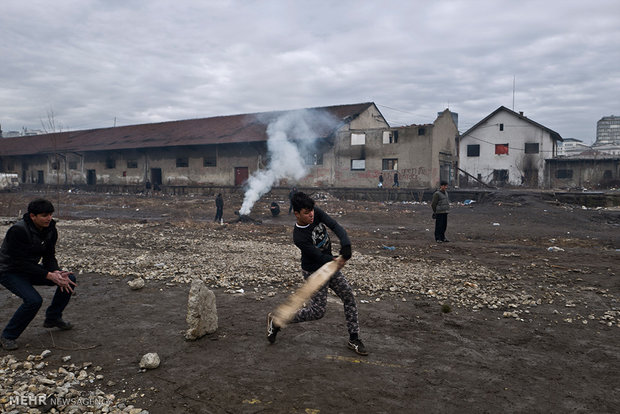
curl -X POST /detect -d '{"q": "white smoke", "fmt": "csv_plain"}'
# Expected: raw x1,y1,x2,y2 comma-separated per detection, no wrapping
239,109,339,215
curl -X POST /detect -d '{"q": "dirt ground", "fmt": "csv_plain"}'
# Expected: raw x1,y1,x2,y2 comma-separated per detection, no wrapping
0,189,619,413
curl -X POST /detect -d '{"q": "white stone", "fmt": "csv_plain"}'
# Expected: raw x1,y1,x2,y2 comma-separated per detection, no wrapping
139,353,160,369
128,277,145,290
185,279,218,341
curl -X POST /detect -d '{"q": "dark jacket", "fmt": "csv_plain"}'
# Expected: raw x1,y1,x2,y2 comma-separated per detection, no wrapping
431,189,450,214
0,213,60,278
293,207,350,273
215,195,223,209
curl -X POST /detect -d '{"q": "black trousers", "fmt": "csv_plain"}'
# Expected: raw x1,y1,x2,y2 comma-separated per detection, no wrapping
434,213,448,241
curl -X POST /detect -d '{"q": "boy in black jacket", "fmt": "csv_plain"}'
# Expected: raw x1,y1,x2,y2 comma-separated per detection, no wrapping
0,199,77,350
267,192,367,355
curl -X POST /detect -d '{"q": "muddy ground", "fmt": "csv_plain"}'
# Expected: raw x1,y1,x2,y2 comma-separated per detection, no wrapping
0,189,619,413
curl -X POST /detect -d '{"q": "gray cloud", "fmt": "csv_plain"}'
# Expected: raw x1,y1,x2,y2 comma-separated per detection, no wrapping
1,0,619,143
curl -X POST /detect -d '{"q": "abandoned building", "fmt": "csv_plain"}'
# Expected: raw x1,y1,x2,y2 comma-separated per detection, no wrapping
0,103,458,192
458,106,563,188
546,152,620,189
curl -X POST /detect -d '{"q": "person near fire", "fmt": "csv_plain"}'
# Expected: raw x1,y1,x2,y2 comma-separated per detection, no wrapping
267,191,368,356
0,199,77,351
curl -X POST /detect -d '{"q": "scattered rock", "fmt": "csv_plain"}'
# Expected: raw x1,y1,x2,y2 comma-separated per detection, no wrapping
139,352,160,369
128,277,146,290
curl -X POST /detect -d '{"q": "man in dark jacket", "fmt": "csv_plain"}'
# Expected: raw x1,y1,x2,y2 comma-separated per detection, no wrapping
214,193,224,222
267,192,368,356
431,180,450,243
0,199,77,350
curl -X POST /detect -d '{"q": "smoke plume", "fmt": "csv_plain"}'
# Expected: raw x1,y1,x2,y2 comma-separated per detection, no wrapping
239,109,339,215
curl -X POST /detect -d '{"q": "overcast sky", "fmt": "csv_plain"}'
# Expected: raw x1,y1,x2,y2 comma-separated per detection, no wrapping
2,0,619,144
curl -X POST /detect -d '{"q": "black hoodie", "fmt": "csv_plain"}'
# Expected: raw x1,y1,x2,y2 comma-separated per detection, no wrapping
0,213,60,278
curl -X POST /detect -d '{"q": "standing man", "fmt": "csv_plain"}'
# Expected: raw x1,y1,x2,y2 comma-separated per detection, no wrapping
392,172,399,187
378,174,384,188
267,192,368,356
287,186,297,215
214,193,224,223
0,199,77,350
431,180,450,243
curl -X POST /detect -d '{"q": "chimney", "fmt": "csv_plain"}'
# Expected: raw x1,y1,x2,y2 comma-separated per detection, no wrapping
519,111,524,116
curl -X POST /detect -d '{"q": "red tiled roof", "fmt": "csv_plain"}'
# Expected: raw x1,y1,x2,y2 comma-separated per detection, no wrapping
0,103,375,155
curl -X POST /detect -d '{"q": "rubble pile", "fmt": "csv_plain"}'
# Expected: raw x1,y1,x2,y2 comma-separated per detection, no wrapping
0,352,147,413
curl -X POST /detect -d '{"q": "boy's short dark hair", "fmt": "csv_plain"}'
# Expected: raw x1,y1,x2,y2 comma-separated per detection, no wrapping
440,180,448,186
27,199,55,215
291,192,315,212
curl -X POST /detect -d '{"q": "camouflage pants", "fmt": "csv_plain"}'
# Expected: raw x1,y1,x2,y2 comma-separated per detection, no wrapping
292,269,360,336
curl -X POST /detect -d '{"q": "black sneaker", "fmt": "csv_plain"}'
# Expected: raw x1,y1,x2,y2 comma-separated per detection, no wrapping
43,319,73,330
347,338,368,356
1,336,18,350
267,313,280,344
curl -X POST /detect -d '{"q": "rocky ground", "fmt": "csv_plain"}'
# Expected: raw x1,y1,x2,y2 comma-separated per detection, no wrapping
0,189,618,413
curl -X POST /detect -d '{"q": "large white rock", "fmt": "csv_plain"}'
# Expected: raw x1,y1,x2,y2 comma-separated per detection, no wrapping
185,279,218,340
139,353,160,369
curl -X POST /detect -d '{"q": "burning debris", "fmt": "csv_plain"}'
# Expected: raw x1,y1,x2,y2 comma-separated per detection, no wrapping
231,210,262,224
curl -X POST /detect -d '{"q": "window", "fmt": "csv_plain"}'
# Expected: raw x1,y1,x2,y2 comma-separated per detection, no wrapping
418,128,426,136
176,157,189,168
351,133,365,146
524,143,539,154
127,160,138,169
105,158,116,169
68,161,77,170
467,144,480,157
495,144,509,155
51,161,59,170
203,155,216,167
382,131,398,144
493,169,509,182
382,158,398,170
304,153,323,165
351,159,366,170
556,169,573,179
499,123,504,131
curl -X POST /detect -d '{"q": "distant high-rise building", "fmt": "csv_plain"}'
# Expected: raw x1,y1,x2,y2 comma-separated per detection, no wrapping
595,115,620,145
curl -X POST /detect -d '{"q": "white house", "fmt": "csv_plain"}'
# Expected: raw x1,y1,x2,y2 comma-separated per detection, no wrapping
458,106,562,188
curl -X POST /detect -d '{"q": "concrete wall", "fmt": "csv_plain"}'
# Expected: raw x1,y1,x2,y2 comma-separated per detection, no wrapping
459,110,556,188
546,158,620,189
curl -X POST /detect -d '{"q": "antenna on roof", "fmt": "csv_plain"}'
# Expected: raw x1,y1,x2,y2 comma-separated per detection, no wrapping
114,117,117,127
512,75,515,111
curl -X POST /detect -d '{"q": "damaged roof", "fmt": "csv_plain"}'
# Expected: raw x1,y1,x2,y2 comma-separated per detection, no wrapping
0,102,375,156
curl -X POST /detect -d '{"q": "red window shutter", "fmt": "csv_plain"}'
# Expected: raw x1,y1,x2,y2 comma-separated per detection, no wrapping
495,144,509,155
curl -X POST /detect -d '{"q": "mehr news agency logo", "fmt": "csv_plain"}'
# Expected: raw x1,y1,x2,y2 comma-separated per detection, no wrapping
7,393,113,408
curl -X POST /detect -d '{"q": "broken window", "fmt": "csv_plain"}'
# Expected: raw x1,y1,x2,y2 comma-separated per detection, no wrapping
556,169,573,179
203,155,216,167
304,153,323,165
499,123,504,131
382,131,398,144
467,144,480,157
351,159,366,170
351,133,366,146
105,158,116,169
493,169,509,183
495,144,509,155
382,158,398,170
418,127,426,136
524,143,539,154
127,160,138,169
176,157,189,168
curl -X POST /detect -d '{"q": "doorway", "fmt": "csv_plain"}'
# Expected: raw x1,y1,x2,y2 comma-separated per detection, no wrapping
151,168,162,187
235,167,249,186
87,170,96,185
